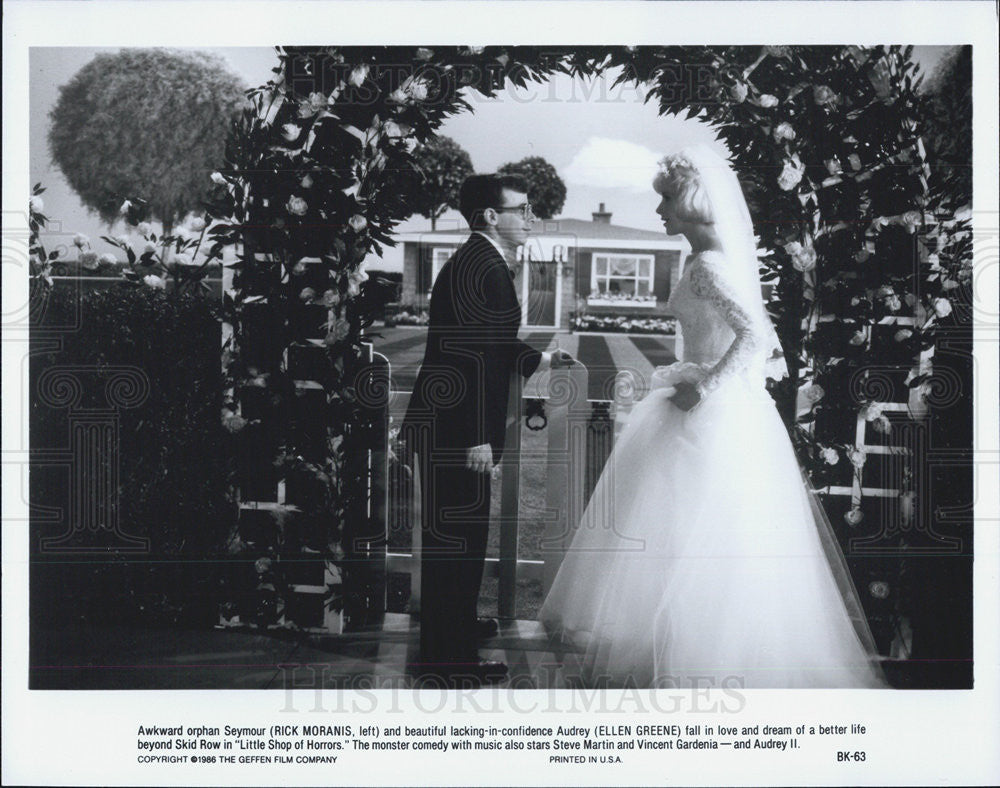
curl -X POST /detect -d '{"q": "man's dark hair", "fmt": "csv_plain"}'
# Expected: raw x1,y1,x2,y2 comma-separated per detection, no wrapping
459,173,529,230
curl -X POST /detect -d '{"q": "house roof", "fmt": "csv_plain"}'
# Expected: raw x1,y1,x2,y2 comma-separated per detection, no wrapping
398,217,687,250
531,217,675,243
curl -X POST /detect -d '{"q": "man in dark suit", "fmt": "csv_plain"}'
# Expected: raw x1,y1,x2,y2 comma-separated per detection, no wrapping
403,173,572,686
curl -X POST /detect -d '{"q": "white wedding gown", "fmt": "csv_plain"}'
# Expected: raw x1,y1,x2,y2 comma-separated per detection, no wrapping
539,251,887,688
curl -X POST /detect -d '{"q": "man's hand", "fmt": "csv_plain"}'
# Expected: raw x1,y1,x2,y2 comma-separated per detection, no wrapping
669,381,703,412
466,443,494,474
549,350,576,370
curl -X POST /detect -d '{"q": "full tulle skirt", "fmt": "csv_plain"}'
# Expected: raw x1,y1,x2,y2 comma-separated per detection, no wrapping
539,365,887,689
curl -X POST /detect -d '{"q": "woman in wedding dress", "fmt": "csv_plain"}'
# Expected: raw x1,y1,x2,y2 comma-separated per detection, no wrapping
539,145,887,689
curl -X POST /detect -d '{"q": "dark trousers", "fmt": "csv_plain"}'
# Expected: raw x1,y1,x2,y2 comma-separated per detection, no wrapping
418,454,492,669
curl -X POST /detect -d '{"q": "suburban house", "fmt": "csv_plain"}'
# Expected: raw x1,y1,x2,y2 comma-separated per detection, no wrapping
396,204,691,330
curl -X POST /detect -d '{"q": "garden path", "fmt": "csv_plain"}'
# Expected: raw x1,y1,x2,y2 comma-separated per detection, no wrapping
367,326,677,400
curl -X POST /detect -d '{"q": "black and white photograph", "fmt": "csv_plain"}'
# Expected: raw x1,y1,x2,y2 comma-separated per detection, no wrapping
3,1,999,786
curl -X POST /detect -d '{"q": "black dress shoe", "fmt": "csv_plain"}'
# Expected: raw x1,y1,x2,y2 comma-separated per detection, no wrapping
477,617,500,640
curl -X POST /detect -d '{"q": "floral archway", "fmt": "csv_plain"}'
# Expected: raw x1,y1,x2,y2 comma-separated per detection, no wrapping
206,46,970,647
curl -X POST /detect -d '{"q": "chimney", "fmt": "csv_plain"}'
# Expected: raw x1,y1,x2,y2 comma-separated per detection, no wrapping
591,202,612,224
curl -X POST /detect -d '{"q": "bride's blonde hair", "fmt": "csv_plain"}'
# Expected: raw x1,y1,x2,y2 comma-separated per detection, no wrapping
653,152,715,225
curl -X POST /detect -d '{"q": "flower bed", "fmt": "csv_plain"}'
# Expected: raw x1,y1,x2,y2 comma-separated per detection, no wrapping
384,303,429,326
572,312,677,335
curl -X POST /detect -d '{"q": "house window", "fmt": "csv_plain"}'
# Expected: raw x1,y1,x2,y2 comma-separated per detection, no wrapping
430,247,456,288
589,253,656,306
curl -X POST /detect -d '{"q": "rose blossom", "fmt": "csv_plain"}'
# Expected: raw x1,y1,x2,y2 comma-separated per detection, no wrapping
848,447,867,468
728,82,749,103
932,297,953,317
348,64,370,87
873,414,892,434
801,383,825,404
884,295,902,312
115,234,131,247
785,240,817,272
777,156,805,191
327,318,351,343
844,508,864,526
281,123,301,142
299,287,317,303
173,252,197,267
210,171,226,185
860,401,885,421
143,274,166,289
301,174,314,189
73,233,90,248
29,195,44,213
222,412,248,434
383,120,410,139
773,122,796,142
137,222,153,238
900,210,922,233
308,91,327,112
415,48,435,61
79,251,99,270
813,85,838,106
188,216,206,232
821,447,840,465
98,253,118,266
348,214,368,232
757,94,779,108
286,195,308,216
347,266,369,297
406,78,429,102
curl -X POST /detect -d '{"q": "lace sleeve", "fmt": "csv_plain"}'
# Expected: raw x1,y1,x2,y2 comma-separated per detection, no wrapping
688,256,765,396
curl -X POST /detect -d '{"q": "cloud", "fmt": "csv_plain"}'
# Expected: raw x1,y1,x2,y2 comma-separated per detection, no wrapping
563,137,662,192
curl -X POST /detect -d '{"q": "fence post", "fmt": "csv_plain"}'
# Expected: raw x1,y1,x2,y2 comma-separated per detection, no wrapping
498,372,524,619
541,361,590,596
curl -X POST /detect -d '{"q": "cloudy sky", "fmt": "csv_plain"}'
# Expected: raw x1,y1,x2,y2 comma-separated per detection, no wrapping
30,46,948,271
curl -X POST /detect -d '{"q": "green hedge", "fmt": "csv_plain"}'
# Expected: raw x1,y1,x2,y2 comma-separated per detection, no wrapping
30,283,234,628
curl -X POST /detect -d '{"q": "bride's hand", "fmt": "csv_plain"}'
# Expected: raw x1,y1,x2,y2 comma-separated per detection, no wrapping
669,381,702,411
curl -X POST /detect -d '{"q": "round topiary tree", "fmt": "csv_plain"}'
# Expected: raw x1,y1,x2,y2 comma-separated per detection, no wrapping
407,135,474,229
48,48,247,235
497,155,567,219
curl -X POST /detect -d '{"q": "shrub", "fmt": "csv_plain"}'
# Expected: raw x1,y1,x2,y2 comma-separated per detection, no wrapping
30,283,234,627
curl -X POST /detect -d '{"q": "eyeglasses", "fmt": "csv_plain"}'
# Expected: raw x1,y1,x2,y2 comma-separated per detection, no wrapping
495,203,534,220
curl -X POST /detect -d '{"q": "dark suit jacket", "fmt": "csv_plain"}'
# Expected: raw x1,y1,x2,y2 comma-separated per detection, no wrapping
404,233,542,463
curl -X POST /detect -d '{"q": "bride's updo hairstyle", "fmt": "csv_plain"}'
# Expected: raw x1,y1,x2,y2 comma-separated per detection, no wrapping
653,152,715,225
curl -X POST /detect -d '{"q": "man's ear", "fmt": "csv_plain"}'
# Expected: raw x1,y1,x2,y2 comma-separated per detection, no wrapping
482,207,499,227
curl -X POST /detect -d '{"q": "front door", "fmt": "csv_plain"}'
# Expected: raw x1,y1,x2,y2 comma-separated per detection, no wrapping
521,256,561,328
